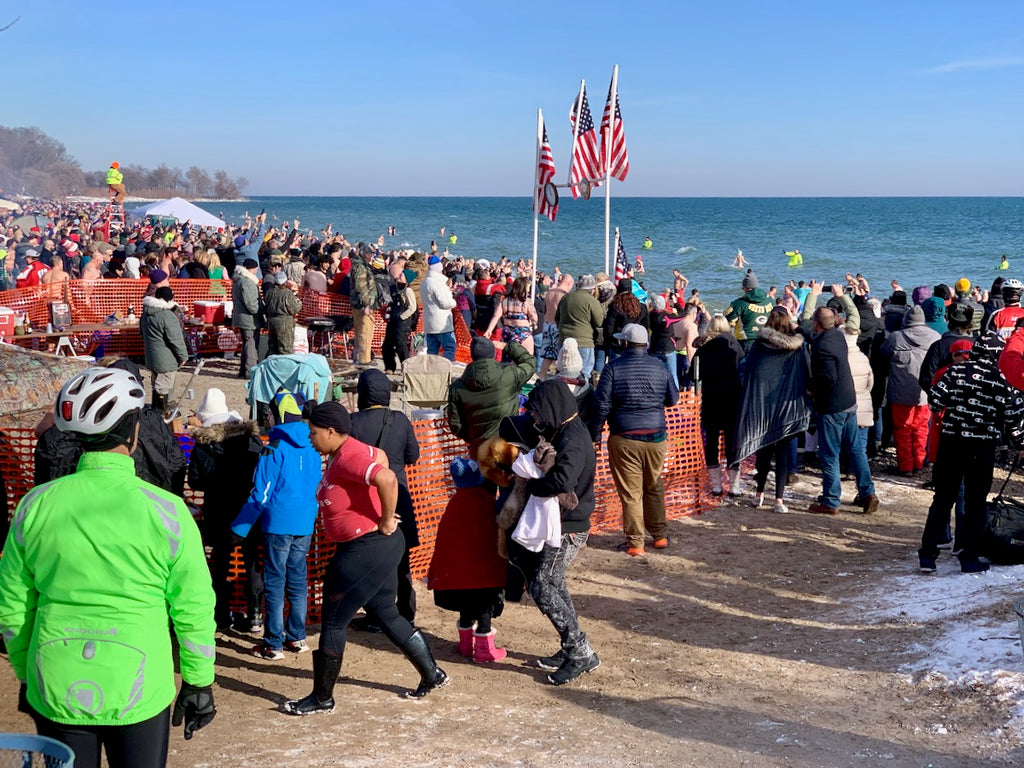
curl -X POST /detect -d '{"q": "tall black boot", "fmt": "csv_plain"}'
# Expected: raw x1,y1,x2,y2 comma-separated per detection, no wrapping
397,630,449,699
284,649,341,715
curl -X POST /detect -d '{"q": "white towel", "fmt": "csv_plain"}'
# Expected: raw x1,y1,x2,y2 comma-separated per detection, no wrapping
511,450,562,552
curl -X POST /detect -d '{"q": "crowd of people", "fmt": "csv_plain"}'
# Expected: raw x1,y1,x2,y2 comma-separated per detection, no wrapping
2,198,1024,767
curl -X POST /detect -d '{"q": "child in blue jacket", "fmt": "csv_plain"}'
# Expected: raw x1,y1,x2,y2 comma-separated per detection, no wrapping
232,391,322,660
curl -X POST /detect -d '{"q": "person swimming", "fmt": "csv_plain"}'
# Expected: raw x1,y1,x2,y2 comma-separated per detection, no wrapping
732,250,748,269
785,249,803,267
999,254,1010,270
643,236,653,250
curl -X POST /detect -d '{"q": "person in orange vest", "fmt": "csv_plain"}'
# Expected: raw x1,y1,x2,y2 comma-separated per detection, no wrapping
106,161,126,203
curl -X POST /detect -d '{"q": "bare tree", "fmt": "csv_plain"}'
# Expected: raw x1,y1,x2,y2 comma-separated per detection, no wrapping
186,166,212,197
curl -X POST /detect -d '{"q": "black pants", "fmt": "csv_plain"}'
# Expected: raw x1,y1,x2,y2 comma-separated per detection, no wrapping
702,400,738,467
320,530,414,656
754,436,795,499
919,436,995,563
208,522,264,626
34,706,170,768
382,317,414,372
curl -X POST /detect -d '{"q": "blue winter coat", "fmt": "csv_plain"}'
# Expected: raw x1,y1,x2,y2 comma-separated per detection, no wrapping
231,421,321,537
589,347,679,440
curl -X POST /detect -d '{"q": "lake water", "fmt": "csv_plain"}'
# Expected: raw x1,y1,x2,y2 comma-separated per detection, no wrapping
205,196,1023,310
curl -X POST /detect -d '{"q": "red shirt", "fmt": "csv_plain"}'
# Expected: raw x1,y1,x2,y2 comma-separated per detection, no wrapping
16,262,50,288
316,437,384,542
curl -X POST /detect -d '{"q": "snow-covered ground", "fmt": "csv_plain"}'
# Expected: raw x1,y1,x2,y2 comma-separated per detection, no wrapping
858,560,1024,739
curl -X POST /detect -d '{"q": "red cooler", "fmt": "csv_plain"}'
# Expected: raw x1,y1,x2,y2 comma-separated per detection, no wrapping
0,307,14,338
194,301,226,323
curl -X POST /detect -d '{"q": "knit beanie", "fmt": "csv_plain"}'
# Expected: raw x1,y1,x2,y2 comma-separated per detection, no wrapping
742,271,758,290
556,338,584,378
450,458,483,489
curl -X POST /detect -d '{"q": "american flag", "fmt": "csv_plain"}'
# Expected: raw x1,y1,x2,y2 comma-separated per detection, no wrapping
601,83,629,181
568,87,602,200
614,232,631,282
534,123,558,222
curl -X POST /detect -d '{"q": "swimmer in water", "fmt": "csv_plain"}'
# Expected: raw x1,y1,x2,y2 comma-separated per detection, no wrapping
732,250,748,269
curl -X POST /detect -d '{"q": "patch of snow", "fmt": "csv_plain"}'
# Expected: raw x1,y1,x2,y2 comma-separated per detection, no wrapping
853,559,1024,739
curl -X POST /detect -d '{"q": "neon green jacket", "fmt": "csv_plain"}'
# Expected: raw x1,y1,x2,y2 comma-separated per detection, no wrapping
0,451,215,726
106,167,123,186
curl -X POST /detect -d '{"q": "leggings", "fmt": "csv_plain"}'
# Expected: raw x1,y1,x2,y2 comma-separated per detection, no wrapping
34,706,170,768
459,610,493,634
320,530,415,656
754,436,795,499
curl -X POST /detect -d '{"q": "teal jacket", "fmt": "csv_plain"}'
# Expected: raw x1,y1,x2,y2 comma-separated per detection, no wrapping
0,452,215,726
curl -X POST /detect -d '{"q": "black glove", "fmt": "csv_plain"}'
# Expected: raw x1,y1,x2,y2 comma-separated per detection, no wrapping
229,531,245,548
17,683,31,715
171,682,215,740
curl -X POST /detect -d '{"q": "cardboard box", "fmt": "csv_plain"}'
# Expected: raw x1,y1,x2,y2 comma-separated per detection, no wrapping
194,301,226,323
0,307,13,338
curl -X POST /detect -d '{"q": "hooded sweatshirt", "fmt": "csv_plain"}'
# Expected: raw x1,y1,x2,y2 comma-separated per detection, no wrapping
725,288,775,340
880,309,941,406
922,296,948,335
522,380,595,532
231,420,321,537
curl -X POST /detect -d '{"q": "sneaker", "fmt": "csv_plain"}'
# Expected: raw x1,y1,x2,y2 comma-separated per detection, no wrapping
252,643,284,661
547,652,600,685
626,546,645,557
774,500,788,514
808,502,839,515
960,560,991,574
860,493,879,515
652,538,669,550
284,639,309,653
536,650,565,671
919,557,937,573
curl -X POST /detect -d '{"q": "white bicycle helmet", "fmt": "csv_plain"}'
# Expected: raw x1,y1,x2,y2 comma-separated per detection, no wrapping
1004,278,1023,291
56,367,145,435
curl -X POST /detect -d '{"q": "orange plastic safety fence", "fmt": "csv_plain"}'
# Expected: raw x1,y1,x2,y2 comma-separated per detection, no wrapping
0,394,714,623
2,281,475,364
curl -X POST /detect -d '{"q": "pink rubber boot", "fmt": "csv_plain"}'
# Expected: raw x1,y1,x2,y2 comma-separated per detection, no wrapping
457,624,475,657
473,630,507,663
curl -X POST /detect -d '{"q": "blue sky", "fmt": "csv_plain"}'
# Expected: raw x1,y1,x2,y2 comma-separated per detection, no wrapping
6,1,1023,196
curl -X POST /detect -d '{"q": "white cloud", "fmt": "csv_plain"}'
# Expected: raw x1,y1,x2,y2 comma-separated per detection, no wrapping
922,56,1024,75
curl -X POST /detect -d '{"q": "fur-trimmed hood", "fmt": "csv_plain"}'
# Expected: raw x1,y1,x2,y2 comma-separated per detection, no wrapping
233,265,260,283
188,419,260,445
142,295,178,312
754,325,805,351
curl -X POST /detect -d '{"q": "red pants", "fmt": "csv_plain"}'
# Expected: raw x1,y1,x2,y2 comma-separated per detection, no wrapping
892,403,931,472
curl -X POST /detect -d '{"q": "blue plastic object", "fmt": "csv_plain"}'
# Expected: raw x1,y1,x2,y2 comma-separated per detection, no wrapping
0,733,75,767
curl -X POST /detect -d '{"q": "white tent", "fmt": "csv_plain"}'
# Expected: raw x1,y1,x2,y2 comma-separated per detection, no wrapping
127,197,225,229
0,198,22,212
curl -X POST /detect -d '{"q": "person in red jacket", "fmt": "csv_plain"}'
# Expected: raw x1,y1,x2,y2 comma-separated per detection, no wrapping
999,320,1024,391
15,249,50,288
427,458,509,663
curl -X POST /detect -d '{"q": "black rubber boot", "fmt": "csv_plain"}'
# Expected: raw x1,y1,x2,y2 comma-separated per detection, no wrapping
397,630,449,699
284,650,341,715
